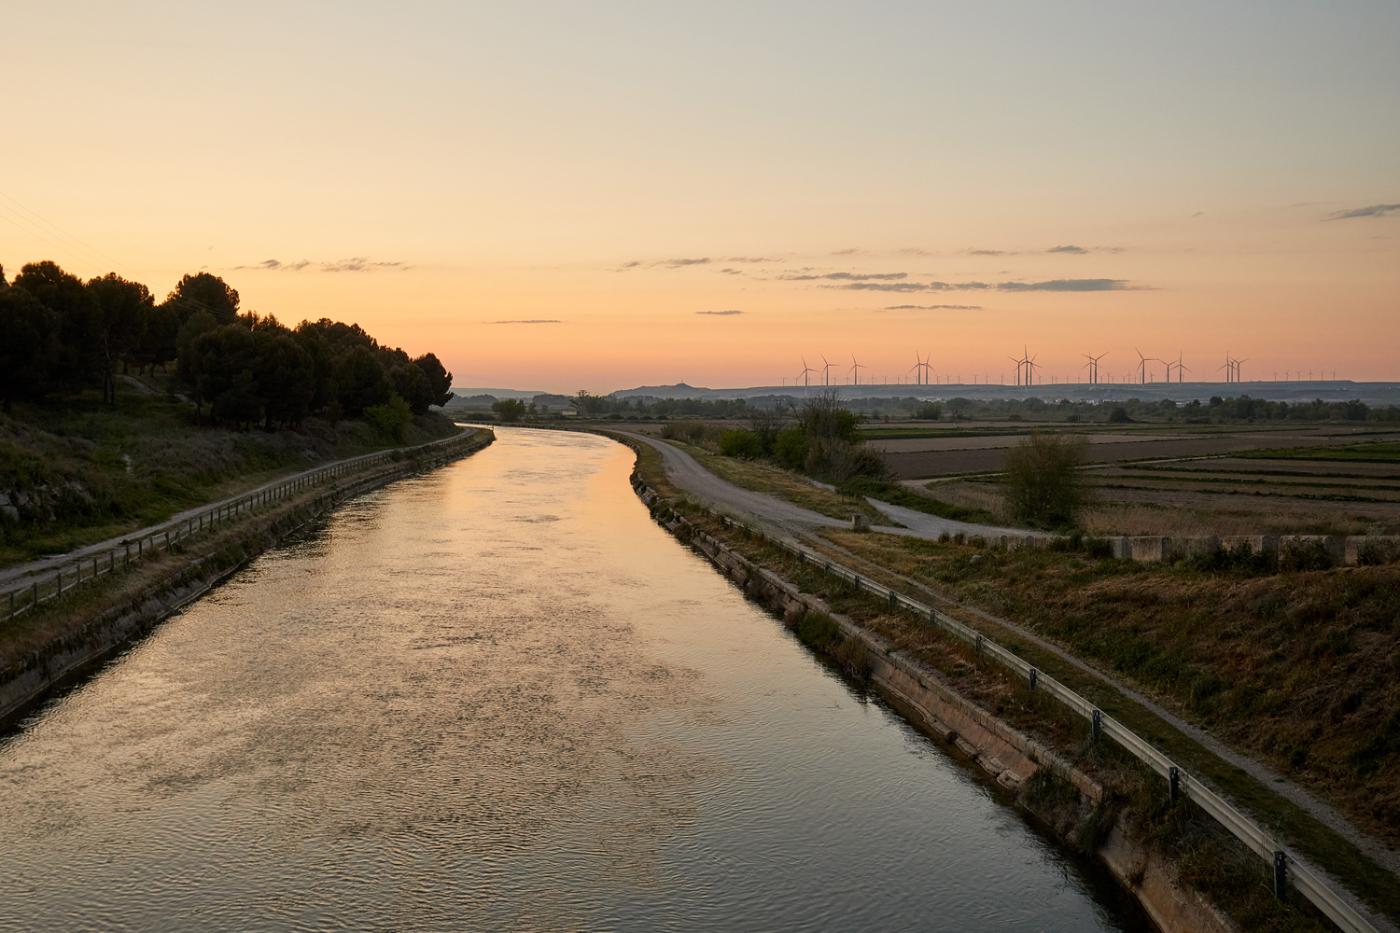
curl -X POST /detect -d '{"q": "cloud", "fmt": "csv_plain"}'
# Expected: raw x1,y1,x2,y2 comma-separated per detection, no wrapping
615,257,713,271
233,256,403,272
489,319,563,324
997,278,1133,291
321,257,405,272
1327,203,1400,220
724,256,777,263
881,303,982,311
718,267,743,275
968,249,1008,256
696,309,743,316
966,244,1121,256
831,247,861,255
1046,244,1088,254
781,271,908,282
657,257,711,268
822,277,1135,293
823,280,989,292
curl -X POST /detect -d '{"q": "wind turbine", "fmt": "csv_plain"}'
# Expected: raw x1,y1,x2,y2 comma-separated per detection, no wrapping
1082,351,1107,385
796,357,815,389
1233,358,1248,383
1169,351,1189,383
820,355,833,386
1024,353,1040,386
1219,352,1233,384
849,353,863,387
1008,347,1030,387
909,351,932,386
1135,348,1152,385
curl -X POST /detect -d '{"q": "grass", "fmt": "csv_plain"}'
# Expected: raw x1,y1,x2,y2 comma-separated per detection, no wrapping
652,495,1344,929
806,529,1400,907
1244,442,1400,463
837,475,1001,524
0,387,458,566
666,441,885,522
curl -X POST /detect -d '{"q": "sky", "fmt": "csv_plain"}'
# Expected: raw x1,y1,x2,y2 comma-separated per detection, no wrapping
3,1,1398,392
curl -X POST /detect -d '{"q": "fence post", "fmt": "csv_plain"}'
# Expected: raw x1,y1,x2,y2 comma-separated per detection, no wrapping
974,634,984,658
1028,668,1038,691
1169,766,1181,802
1273,851,1287,901
1091,708,1103,742
55,568,62,598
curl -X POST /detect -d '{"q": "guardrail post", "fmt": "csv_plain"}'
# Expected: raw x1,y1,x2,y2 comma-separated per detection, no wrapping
927,609,937,625
8,591,14,619
888,591,897,609
1091,708,1103,742
974,634,984,658
1028,668,1038,691
1169,766,1180,802
1273,851,1287,901
55,568,62,598
124,542,131,566
31,581,38,608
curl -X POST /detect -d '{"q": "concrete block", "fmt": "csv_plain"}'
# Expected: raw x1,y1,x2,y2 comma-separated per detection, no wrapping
1176,536,1220,560
1220,534,1278,556
1109,536,1133,560
1129,536,1169,562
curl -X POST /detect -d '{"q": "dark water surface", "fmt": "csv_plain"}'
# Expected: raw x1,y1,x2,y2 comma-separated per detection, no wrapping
0,428,1142,931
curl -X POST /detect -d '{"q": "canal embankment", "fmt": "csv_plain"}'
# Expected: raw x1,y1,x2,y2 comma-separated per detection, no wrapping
0,427,494,726
618,425,1397,932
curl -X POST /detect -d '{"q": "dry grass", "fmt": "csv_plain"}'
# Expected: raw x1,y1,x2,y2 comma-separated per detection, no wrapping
818,528,1400,853
671,441,884,521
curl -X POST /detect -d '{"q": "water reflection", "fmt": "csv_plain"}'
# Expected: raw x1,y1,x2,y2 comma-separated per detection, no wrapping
0,427,1140,931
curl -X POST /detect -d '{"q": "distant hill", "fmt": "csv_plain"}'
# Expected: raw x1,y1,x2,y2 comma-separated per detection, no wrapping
448,387,546,400
606,380,1400,406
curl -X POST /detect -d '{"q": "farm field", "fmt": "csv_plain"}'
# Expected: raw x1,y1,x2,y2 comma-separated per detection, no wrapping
923,448,1400,536
880,425,1400,479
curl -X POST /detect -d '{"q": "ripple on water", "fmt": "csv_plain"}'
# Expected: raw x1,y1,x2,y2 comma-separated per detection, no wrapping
0,427,1141,932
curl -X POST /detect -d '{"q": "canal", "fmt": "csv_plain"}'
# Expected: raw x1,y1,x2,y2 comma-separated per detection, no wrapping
0,427,1143,931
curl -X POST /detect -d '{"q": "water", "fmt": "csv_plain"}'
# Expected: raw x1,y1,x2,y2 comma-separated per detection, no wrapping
0,428,1142,931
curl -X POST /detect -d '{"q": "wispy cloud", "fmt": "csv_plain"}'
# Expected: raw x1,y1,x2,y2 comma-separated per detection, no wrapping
658,257,711,267
718,267,743,275
489,319,563,324
696,309,743,316
780,271,908,282
616,256,714,271
998,278,1134,291
1327,203,1400,220
966,244,1120,256
724,256,777,263
881,303,982,311
823,278,1136,293
831,247,861,255
233,257,405,272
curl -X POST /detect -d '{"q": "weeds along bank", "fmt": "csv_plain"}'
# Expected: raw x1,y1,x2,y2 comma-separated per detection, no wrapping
618,436,1398,932
0,394,462,565
0,428,493,726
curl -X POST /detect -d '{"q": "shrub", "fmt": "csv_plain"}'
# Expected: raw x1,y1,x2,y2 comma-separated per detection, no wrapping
1003,432,1087,528
915,402,942,420
718,428,763,459
363,395,412,443
490,398,527,422
773,425,809,469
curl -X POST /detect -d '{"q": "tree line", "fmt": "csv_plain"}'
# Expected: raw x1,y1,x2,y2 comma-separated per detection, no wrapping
0,261,452,429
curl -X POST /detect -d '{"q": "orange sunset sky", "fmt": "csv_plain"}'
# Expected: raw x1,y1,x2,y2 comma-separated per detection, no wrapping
3,2,1398,392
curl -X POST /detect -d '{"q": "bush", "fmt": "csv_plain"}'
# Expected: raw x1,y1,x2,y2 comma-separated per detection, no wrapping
363,395,412,443
772,425,809,469
491,398,527,422
1003,432,1087,528
718,428,763,459
915,402,942,420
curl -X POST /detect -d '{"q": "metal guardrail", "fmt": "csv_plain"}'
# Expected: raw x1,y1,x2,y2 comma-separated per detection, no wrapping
659,495,1383,933
1,429,490,624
